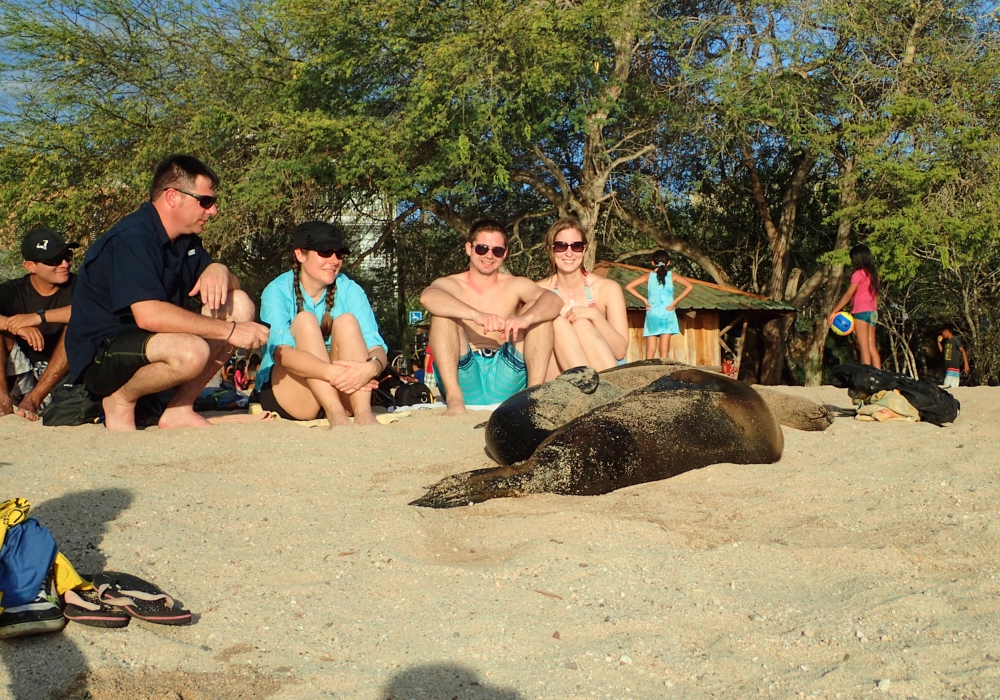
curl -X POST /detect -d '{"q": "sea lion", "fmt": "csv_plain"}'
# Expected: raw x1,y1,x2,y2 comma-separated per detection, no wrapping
601,360,833,432
411,368,783,508
485,366,626,466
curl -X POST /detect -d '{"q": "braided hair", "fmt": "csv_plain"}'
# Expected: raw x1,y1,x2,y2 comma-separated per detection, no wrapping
651,250,670,286
291,252,337,339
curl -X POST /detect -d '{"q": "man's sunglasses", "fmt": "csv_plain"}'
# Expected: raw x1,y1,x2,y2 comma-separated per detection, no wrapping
38,252,73,266
172,188,218,209
315,249,349,260
552,241,586,253
473,244,507,257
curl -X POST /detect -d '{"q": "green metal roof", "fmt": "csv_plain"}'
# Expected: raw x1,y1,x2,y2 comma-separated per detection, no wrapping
593,261,797,313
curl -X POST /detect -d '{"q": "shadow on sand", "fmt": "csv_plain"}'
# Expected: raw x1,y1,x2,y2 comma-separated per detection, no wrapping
382,663,525,700
1,488,133,700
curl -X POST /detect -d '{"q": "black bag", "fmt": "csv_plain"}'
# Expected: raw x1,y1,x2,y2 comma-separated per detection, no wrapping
394,381,433,407
831,361,960,426
42,383,102,426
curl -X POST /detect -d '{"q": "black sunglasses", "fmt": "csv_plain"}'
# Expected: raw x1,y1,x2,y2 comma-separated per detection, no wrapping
315,249,349,260
552,241,586,253
172,188,218,209
37,252,73,266
473,244,507,257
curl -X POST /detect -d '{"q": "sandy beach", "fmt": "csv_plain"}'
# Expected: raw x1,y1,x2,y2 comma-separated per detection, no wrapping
1,385,998,700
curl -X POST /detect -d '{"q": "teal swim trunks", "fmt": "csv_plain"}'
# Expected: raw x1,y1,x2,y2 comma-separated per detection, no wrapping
433,342,527,405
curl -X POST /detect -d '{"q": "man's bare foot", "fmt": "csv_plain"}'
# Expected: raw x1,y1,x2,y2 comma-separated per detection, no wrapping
16,396,41,422
158,405,212,429
103,394,137,431
353,412,380,426
0,394,13,417
444,400,467,416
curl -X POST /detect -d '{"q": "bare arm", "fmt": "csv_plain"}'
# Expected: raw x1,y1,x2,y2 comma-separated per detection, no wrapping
624,274,650,307
668,274,695,310
420,278,508,335
131,300,268,349
827,283,858,323
961,346,970,373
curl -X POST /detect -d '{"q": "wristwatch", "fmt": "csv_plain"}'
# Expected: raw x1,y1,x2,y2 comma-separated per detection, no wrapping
36,309,46,323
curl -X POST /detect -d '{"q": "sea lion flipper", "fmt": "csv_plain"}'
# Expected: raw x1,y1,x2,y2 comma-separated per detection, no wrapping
558,366,600,394
410,465,533,509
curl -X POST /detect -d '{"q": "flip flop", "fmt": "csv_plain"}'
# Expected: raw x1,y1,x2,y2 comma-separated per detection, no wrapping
63,585,131,628
89,572,193,626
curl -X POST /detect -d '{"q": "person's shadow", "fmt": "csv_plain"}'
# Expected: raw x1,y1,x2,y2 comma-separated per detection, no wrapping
1,488,132,700
382,663,525,700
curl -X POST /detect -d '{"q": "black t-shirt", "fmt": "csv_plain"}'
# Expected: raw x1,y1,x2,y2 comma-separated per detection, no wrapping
65,202,212,383
943,336,964,370
0,273,76,364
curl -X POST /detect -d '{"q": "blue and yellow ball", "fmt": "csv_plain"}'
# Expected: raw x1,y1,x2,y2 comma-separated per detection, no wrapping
831,311,855,336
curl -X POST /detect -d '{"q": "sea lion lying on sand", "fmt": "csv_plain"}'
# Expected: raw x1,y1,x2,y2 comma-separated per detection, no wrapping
411,367,784,508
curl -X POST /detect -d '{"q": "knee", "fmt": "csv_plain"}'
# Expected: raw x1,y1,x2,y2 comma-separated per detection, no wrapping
175,336,211,373
332,313,361,333
229,289,255,323
290,311,321,335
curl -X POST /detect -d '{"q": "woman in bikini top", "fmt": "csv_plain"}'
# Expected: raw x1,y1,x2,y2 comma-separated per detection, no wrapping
535,217,629,380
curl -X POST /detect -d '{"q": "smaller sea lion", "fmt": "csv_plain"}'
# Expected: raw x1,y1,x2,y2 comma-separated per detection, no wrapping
751,386,833,431
485,366,626,466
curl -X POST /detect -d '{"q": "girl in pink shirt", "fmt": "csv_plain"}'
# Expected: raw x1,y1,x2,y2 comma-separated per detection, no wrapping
828,244,881,368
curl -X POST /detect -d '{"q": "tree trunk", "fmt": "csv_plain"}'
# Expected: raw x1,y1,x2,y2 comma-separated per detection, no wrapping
802,154,856,385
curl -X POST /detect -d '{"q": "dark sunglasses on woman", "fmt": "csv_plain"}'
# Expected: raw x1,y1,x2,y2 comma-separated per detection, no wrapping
552,241,586,253
315,249,349,260
473,244,507,257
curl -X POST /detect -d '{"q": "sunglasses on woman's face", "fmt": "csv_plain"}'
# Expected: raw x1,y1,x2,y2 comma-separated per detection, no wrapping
315,249,349,260
552,241,586,253
473,244,507,257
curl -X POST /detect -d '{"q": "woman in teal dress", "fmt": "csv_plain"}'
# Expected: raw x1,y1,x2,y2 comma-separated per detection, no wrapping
625,250,694,359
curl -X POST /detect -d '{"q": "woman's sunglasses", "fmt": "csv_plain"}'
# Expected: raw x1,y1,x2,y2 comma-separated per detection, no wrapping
473,244,507,257
315,249,349,260
172,188,218,209
552,241,586,253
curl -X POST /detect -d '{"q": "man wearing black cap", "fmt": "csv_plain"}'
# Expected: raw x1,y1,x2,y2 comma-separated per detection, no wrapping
65,154,270,431
0,227,79,419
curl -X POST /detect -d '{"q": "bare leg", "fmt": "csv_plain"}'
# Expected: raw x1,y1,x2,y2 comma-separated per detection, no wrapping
869,325,882,369
0,336,14,417
543,353,561,382
570,318,617,371
550,316,588,377
157,290,255,429
19,328,70,420
855,321,873,366
645,336,656,360
429,315,469,416
328,313,378,426
271,312,352,426
658,333,672,359
102,333,212,431
520,319,554,388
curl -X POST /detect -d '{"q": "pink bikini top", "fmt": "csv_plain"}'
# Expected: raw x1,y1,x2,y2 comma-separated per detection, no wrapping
553,270,597,308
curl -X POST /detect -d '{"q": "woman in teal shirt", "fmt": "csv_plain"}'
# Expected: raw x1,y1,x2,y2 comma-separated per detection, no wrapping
258,222,388,426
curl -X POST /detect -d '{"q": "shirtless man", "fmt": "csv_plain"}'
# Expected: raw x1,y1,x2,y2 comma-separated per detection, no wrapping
420,219,561,415
65,154,269,431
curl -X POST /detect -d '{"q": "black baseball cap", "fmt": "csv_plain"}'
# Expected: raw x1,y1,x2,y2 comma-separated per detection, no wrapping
21,227,80,263
292,221,350,253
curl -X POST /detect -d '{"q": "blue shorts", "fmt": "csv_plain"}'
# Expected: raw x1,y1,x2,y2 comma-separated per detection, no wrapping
433,342,527,405
854,310,878,325
644,310,679,337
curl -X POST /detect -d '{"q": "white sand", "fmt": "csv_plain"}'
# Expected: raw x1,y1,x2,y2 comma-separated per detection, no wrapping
1,385,998,699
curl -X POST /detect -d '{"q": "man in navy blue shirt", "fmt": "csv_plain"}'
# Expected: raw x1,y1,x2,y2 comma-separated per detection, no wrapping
66,155,270,430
